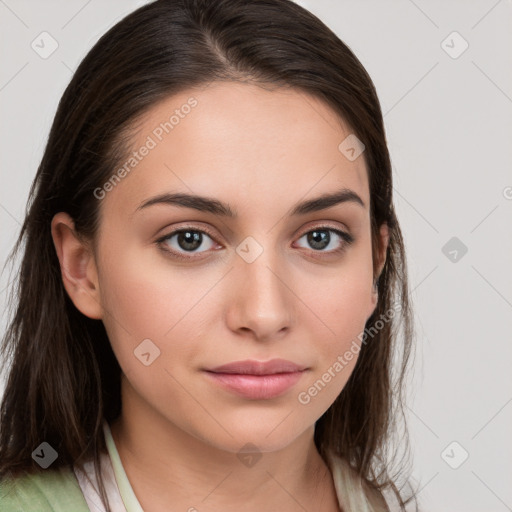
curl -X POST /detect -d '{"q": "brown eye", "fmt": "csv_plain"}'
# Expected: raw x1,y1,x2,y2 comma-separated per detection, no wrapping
157,227,219,260
295,227,354,254
174,230,203,251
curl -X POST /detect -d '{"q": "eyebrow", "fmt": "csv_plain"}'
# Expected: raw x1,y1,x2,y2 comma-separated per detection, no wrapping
135,188,365,217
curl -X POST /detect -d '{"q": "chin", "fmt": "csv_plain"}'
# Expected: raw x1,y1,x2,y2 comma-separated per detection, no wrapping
189,414,314,455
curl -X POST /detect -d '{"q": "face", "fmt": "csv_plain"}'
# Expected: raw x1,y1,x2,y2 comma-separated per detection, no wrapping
55,81,387,454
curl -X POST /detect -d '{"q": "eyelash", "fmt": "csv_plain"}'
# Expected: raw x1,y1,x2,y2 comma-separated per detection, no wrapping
155,224,355,261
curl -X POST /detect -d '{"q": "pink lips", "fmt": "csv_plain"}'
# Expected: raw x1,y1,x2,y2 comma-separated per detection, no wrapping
204,359,308,400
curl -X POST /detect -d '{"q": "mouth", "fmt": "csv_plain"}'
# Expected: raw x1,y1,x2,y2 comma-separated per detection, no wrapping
206,358,308,375
203,359,309,400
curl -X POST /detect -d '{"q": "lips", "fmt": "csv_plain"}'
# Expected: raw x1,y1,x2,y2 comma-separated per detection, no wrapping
204,359,308,400
207,358,307,375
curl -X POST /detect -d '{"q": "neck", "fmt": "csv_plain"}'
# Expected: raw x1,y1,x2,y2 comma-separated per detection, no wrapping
109,376,341,512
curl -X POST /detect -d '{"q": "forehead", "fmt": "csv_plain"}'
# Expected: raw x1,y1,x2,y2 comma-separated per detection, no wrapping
105,81,369,218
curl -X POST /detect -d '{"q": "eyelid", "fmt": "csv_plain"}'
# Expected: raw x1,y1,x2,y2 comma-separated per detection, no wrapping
295,221,351,239
155,222,220,243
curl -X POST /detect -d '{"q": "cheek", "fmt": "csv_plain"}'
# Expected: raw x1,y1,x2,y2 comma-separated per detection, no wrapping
293,261,373,409
299,263,373,341
96,242,219,372
98,237,189,332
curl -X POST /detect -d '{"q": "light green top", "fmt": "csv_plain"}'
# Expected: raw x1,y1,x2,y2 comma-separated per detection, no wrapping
103,420,144,511
0,421,145,512
0,463,90,511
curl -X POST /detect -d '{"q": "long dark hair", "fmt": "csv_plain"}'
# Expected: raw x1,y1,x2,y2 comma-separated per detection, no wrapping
0,0,416,510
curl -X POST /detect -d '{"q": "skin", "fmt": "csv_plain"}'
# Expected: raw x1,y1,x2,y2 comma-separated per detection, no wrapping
51,81,388,512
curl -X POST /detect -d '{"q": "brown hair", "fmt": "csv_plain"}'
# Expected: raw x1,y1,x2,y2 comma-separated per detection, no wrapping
0,0,417,510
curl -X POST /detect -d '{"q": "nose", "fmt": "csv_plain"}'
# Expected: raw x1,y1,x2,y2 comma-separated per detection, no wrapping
225,243,293,342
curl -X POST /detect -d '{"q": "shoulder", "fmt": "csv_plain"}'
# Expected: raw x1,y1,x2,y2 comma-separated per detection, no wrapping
0,465,90,512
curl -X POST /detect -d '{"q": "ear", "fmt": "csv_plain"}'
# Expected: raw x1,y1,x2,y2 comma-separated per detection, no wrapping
51,212,103,320
369,223,389,317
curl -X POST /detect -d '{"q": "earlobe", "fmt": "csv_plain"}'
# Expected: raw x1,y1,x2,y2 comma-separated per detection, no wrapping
367,278,379,320
377,223,389,276
51,212,103,320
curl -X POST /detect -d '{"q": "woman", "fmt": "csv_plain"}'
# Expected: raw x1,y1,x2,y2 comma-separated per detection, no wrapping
0,0,417,510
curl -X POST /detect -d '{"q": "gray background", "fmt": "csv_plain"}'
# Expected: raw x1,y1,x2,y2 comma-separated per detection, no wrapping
1,1,511,510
